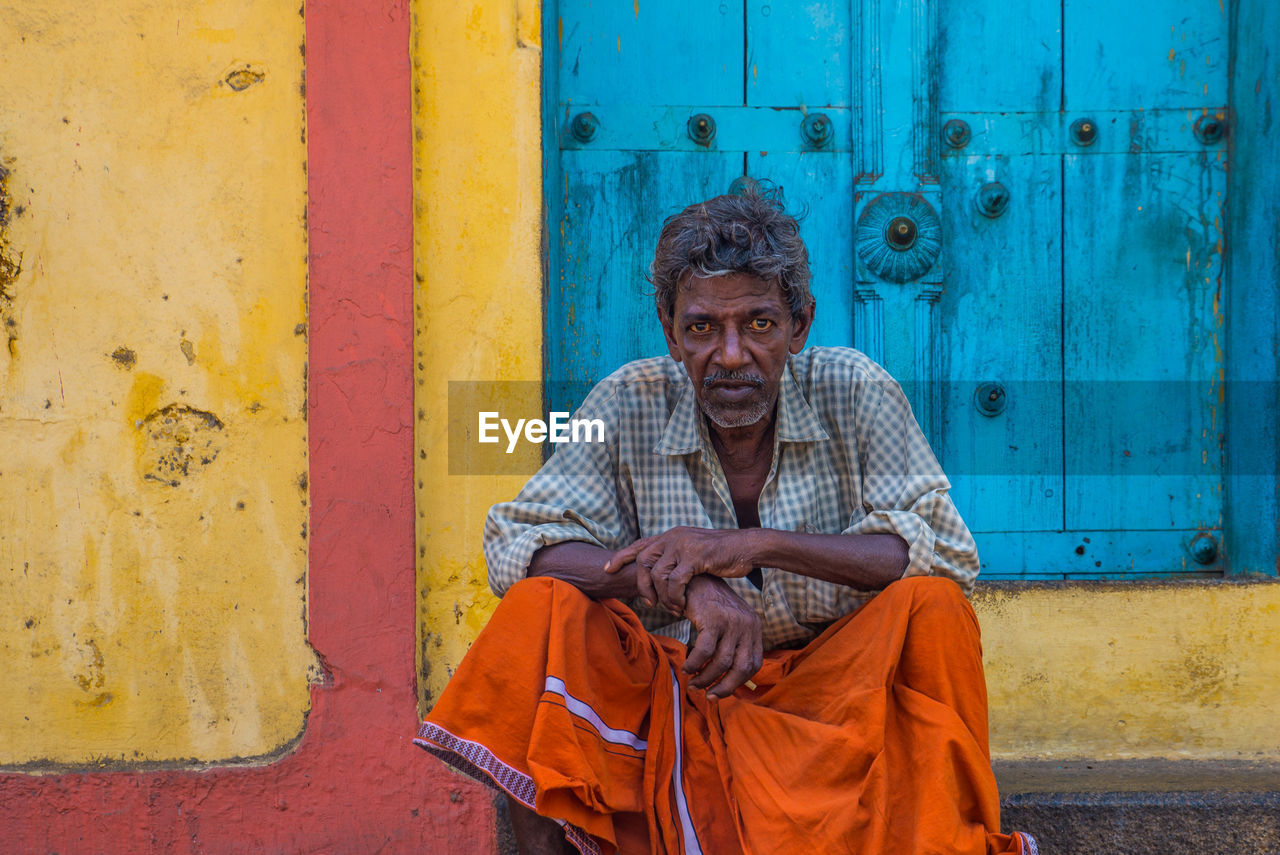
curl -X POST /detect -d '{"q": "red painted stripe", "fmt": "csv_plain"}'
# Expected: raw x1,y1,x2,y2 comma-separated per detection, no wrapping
0,2,495,851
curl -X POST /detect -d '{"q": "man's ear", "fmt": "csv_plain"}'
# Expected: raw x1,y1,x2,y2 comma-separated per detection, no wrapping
659,307,683,362
788,300,815,354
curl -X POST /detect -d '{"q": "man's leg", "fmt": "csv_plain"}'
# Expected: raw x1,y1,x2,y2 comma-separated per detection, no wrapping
506,796,575,855
888,574,993,752
712,575,1023,855
415,577,663,853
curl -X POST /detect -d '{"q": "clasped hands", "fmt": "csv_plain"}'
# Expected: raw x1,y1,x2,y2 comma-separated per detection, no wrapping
605,526,764,699
604,525,759,612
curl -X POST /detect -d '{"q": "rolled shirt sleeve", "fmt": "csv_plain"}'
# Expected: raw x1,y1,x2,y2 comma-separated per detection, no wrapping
842,365,980,593
483,382,636,597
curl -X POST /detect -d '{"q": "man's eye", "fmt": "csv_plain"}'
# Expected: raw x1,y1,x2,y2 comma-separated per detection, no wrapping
748,318,774,331
689,322,711,333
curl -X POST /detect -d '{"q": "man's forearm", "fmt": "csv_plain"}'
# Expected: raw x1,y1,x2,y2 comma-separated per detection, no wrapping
608,526,913,606
527,541,640,599
744,529,908,591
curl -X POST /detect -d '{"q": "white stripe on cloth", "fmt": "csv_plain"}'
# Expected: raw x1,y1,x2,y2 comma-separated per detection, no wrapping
543,675,649,751
669,666,704,855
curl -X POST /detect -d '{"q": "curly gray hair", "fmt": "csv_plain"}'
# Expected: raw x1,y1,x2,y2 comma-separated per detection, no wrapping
648,183,813,320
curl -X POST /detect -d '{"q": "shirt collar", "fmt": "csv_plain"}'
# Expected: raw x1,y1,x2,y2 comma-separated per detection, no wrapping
654,357,830,456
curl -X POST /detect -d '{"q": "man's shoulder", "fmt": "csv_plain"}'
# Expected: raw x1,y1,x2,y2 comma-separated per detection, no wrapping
576,356,687,414
600,355,687,385
789,346,897,388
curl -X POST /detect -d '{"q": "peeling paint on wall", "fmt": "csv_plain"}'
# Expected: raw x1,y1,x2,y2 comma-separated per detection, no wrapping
223,63,266,92
140,404,225,486
0,159,21,360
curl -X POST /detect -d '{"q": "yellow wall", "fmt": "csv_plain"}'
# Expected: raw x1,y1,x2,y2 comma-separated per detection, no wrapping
0,0,314,765
980,580,1280,761
416,0,1280,763
413,0,544,704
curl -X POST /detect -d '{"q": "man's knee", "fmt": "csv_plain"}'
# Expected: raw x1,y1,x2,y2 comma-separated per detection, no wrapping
883,575,977,630
497,575,620,639
885,573,966,599
502,574,589,609
503,574,557,602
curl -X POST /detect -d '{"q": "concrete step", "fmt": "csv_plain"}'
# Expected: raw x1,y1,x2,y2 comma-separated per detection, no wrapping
492,760,1280,853
997,760,1280,855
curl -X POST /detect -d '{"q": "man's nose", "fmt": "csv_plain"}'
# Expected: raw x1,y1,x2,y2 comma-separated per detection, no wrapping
716,328,748,370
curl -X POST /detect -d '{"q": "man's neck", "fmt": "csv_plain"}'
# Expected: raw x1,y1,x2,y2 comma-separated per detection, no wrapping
707,409,777,475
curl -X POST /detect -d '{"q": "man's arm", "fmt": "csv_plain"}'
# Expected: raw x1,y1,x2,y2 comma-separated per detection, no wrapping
843,361,979,590
748,529,908,587
606,526,908,611
481,374,639,598
527,541,640,599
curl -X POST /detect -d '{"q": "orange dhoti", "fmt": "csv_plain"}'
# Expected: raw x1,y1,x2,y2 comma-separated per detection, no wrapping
415,575,1036,855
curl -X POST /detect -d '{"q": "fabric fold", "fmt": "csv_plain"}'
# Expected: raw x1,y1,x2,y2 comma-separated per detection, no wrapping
415,575,1034,855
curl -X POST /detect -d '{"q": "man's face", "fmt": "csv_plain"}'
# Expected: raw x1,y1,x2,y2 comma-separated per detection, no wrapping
660,273,813,431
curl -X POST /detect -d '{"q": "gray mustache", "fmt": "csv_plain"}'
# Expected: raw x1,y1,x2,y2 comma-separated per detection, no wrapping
703,371,766,389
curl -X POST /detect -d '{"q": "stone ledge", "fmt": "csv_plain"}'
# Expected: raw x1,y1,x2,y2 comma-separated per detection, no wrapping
996,759,1280,793
997,761,1280,854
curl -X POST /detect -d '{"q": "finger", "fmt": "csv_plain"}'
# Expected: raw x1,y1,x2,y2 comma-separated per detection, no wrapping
706,636,763,700
687,634,735,690
682,626,719,678
634,561,657,607
636,542,670,570
748,626,765,685
704,660,744,699
666,560,699,610
604,537,650,572
633,543,670,606
649,550,681,611
709,615,763,699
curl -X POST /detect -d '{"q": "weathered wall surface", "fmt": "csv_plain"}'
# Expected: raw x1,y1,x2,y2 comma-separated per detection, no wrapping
980,580,1280,761
413,0,544,705
1,0,492,851
0,0,315,766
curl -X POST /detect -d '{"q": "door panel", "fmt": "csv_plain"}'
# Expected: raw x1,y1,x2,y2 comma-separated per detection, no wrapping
936,0,1060,114
938,154,1064,536
1063,151,1225,533
547,0,1237,579
747,2,853,107
748,152,856,349
557,4,741,105
549,151,741,410
1065,0,1227,109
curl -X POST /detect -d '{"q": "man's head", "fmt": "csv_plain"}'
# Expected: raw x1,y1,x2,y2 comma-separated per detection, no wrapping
649,186,814,323
650,187,815,431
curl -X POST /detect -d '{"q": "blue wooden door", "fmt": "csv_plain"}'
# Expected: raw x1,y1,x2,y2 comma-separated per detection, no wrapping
545,1,1259,580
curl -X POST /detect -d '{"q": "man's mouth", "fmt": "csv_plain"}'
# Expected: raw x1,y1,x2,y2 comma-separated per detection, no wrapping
704,372,765,389
714,385,757,401
704,373,766,402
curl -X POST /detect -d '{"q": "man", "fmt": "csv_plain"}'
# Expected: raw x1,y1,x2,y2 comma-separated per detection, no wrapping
416,189,1037,855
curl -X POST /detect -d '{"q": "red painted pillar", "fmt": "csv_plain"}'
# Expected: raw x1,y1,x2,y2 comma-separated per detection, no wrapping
0,2,497,851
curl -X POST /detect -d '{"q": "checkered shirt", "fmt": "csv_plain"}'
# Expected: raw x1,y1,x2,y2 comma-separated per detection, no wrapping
483,346,980,651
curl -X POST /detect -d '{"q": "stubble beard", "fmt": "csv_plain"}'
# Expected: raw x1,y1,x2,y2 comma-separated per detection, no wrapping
699,372,774,429
701,396,773,428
